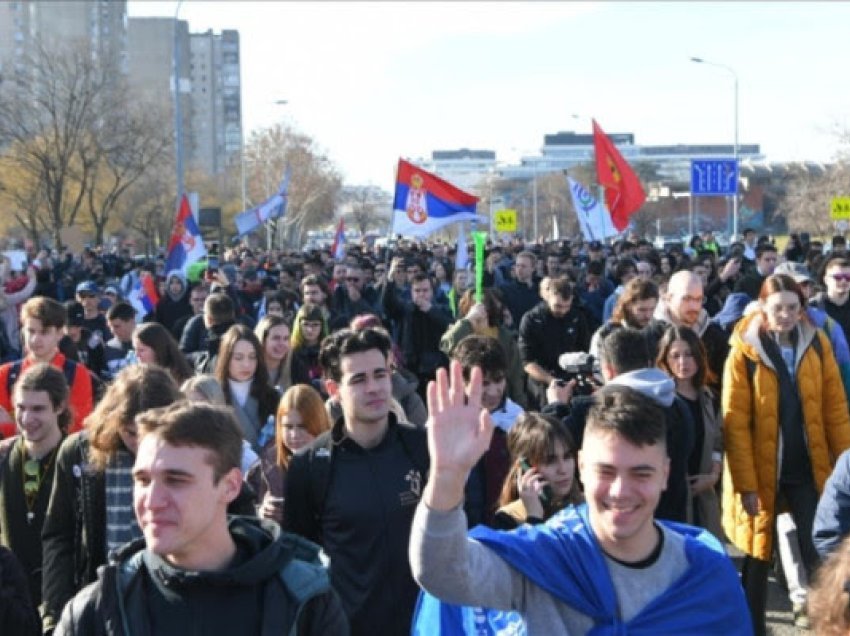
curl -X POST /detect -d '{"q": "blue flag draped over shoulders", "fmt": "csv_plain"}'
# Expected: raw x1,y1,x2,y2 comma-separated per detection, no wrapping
412,504,752,635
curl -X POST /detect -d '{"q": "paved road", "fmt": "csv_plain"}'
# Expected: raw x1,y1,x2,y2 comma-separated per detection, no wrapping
727,546,804,635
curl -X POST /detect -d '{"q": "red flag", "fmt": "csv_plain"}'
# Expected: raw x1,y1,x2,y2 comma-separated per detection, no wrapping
592,119,646,231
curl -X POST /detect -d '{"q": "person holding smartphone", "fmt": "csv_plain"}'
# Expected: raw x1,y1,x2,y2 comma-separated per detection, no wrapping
494,412,582,530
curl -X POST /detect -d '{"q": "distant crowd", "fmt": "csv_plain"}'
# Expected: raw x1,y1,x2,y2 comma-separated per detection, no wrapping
3,227,850,635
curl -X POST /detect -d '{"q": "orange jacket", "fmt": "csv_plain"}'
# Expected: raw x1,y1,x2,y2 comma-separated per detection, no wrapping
0,352,94,439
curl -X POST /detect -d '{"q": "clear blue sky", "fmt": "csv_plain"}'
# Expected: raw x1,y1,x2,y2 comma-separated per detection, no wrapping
128,1,850,188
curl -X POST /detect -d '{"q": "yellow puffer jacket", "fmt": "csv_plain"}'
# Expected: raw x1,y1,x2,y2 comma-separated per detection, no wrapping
722,312,850,560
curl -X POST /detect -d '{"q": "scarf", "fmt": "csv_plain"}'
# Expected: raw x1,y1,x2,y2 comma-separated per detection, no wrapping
412,504,751,635
105,448,141,554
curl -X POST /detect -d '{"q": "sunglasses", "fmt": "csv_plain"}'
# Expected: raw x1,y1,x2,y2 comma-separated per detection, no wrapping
23,459,41,498
831,274,850,282
346,277,361,283
77,292,96,299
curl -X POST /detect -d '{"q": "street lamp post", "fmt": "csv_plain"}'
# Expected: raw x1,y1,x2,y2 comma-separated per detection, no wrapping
690,56,739,240
173,1,185,205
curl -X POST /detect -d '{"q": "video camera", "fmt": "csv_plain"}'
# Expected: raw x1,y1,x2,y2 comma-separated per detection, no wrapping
557,352,597,397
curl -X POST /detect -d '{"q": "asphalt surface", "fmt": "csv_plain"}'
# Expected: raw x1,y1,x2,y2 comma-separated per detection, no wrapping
727,545,803,635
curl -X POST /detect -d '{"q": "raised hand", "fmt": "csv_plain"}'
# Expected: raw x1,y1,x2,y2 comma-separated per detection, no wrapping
423,360,494,511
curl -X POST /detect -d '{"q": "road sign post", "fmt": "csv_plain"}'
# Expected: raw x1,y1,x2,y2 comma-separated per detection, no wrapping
493,209,517,234
690,159,739,237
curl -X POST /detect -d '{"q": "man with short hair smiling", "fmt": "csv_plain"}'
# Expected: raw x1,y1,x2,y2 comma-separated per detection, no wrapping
0,364,68,609
284,328,429,635
55,401,347,635
410,374,749,634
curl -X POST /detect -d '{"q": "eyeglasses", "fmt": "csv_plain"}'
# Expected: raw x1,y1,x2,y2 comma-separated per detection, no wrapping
346,277,361,283
23,459,41,499
831,273,850,282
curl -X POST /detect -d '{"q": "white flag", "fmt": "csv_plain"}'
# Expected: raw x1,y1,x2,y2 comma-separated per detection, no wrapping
455,223,469,271
567,176,619,242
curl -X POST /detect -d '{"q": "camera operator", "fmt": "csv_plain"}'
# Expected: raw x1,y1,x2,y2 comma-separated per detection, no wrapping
518,276,591,409
543,326,694,524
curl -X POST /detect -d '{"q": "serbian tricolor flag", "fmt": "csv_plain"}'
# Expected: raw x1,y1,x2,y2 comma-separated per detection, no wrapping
165,194,207,275
331,217,346,260
392,159,485,238
128,272,159,321
593,119,646,231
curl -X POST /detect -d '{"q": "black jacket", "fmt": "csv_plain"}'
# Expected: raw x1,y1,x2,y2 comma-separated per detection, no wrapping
283,414,429,636
41,433,257,633
518,302,592,380
55,517,348,636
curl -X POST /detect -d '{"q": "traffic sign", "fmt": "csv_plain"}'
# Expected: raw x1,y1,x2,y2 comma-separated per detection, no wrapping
690,159,739,196
831,197,850,220
494,209,517,232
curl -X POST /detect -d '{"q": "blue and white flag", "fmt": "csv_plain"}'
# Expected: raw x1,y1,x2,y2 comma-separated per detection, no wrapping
235,168,291,237
567,176,619,242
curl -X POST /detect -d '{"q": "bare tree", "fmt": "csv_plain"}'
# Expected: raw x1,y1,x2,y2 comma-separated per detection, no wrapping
341,185,389,235
82,98,172,245
0,41,112,247
785,162,847,237
243,123,342,247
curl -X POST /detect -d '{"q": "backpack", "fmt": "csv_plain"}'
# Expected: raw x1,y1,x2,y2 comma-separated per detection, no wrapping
113,532,330,636
5,358,104,405
305,419,429,526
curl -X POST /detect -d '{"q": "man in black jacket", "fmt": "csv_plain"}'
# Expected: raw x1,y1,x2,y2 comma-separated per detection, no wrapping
55,402,346,635
519,276,591,408
284,328,429,636
384,273,452,401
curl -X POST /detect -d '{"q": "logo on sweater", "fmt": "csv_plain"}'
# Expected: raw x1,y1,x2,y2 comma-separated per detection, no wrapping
400,469,422,505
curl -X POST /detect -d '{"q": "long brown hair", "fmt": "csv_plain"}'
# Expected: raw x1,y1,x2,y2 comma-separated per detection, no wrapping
214,324,280,421
133,322,194,385
274,384,331,469
498,412,582,511
86,364,181,471
656,324,711,389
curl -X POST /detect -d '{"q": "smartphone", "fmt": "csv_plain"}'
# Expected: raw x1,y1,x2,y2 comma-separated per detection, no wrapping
519,457,552,505
207,256,219,272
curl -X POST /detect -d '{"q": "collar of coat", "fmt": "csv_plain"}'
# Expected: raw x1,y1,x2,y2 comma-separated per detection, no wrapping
731,310,817,374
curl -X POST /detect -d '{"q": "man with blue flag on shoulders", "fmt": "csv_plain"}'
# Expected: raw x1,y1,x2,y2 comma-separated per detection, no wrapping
409,365,751,635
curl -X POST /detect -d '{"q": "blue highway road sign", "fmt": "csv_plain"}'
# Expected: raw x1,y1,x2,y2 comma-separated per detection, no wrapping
690,159,739,196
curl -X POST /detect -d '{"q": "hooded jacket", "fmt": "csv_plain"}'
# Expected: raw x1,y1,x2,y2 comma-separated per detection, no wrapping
55,517,347,636
154,271,192,334
722,311,850,560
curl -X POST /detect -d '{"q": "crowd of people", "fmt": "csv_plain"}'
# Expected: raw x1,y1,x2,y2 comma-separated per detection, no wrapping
3,227,850,634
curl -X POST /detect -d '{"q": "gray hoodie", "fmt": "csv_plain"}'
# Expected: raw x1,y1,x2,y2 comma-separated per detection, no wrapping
607,367,676,407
